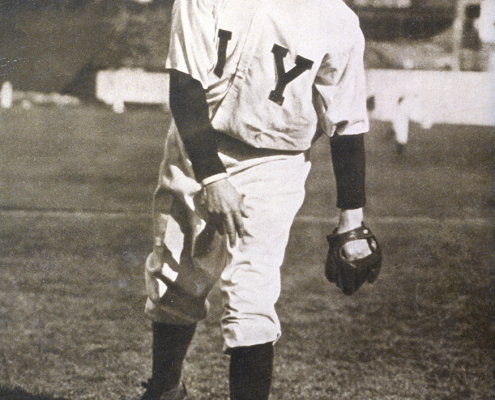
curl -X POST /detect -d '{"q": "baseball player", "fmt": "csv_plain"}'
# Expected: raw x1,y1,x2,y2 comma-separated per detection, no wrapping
390,94,433,155
391,96,409,155
140,0,377,399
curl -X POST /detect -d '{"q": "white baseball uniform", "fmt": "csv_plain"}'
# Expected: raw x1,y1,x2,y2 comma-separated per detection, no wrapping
392,97,410,146
145,0,369,350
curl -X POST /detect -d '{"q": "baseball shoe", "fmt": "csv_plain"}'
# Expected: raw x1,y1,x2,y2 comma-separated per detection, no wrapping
140,380,188,400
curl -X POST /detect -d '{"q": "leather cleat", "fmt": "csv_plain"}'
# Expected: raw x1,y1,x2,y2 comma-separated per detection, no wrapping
140,380,188,400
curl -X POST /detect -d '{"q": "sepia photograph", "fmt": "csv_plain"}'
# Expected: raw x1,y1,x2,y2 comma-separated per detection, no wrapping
0,0,493,399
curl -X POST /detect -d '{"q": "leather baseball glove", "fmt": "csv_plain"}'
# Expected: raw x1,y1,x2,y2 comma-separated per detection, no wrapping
325,224,382,296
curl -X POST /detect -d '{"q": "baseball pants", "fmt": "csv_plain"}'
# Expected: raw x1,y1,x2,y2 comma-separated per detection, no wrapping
145,127,311,350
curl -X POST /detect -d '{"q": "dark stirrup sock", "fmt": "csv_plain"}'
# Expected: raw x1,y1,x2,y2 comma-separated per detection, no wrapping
229,342,274,400
150,321,197,394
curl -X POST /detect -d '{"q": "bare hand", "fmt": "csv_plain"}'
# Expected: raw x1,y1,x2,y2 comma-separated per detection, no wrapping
342,239,372,261
336,208,371,261
203,179,248,246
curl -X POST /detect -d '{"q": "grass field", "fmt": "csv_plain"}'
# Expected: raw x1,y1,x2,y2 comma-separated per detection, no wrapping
0,105,494,400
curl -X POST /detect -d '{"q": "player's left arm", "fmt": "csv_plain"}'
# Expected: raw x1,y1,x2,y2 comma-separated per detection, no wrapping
315,21,371,259
326,133,382,294
330,132,371,259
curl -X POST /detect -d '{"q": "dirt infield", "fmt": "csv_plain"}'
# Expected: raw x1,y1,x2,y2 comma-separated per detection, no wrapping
0,106,494,399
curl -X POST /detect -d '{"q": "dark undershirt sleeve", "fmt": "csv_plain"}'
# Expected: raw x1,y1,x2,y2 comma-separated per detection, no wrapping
330,133,366,210
169,69,226,183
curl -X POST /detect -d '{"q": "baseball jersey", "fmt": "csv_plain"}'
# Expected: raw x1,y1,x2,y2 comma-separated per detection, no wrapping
166,0,369,151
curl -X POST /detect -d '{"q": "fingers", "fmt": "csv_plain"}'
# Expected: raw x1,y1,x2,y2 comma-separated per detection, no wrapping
224,213,236,246
207,207,244,247
229,194,249,245
240,195,249,218
224,209,247,247
233,210,246,236
204,180,248,246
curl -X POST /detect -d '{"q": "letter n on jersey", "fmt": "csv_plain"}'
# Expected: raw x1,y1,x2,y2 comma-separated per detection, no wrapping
214,29,232,78
269,44,314,106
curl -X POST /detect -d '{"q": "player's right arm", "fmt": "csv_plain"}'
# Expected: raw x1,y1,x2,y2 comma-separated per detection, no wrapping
166,0,247,246
169,70,248,246
169,69,226,182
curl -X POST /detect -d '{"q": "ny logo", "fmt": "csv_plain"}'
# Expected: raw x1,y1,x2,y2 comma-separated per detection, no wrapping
214,29,232,78
214,31,314,106
269,44,313,106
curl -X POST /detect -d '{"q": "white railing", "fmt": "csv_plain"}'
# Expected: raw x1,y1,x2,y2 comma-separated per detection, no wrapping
96,68,169,113
366,69,495,126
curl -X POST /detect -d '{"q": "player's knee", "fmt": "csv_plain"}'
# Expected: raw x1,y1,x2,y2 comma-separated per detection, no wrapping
221,313,281,350
145,295,209,325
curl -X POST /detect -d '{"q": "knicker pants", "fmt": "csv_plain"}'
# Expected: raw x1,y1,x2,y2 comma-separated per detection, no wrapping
145,126,311,350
